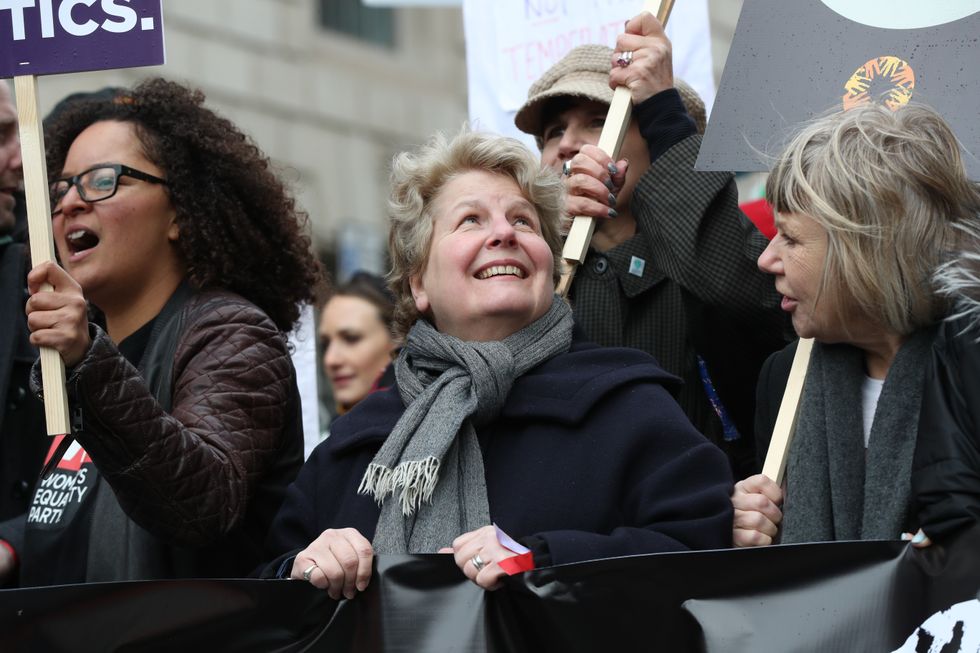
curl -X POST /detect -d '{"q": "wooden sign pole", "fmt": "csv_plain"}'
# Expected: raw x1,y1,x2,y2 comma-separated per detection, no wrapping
556,0,676,297
761,337,814,485
13,75,71,437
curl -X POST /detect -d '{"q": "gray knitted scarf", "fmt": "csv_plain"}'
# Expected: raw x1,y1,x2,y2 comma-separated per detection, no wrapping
359,295,574,554
781,328,935,543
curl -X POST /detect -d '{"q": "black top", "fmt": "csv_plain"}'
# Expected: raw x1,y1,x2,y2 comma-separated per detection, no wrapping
17,317,157,587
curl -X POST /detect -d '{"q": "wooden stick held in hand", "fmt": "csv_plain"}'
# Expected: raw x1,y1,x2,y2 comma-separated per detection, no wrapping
556,0,676,297
14,75,71,437
761,337,814,485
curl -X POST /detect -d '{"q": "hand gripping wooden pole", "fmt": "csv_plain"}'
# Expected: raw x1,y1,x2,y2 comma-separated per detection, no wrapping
14,75,71,436
761,337,814,485
556,0,676,297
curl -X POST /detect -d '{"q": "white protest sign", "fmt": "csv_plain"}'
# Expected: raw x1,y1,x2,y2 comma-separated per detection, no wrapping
464,0,714,147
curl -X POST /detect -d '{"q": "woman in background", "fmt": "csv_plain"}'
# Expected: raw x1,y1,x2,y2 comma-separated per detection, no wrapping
319,271,398,416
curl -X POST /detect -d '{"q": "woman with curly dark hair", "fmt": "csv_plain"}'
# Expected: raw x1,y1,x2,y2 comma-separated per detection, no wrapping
0,78,321,586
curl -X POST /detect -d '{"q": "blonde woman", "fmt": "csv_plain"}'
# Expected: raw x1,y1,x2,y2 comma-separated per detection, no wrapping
733,104,980,547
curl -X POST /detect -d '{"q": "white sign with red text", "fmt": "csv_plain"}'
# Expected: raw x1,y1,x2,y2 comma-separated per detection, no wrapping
464,0,714,148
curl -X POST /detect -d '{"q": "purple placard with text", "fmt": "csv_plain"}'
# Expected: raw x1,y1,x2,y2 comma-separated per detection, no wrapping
0,0,164,78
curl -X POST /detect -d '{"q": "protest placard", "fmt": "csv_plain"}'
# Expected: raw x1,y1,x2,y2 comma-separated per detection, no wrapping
464,0,714,150
1,0,164,436
697,0,980,179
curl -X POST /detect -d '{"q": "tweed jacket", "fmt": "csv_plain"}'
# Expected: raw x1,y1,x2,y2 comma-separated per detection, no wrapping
263,338,734,574
14,287,303,585
569,133,789,478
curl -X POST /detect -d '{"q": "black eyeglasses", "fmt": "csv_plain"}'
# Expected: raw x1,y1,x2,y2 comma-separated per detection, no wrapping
50,164,168,214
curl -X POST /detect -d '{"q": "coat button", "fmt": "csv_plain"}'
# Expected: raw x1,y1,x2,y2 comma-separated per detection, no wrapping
593,257,609,274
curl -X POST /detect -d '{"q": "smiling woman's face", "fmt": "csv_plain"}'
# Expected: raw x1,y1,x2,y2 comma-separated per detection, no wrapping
409,170,555,342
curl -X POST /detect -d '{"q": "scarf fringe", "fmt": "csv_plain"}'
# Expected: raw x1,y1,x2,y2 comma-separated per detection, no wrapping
358,457,441,516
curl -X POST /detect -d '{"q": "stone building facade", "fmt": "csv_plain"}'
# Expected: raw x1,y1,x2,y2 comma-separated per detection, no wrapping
32,0,745,273
36,0,468,276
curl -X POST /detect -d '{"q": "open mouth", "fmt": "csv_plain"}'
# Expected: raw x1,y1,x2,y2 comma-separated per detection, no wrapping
476,265,526,280
65,227,100,255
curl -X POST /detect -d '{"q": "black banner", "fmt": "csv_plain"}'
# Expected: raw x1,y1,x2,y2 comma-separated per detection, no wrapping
2,526,979,652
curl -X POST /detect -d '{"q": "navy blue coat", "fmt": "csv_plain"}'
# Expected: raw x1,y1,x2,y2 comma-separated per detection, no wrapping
264,339,734,571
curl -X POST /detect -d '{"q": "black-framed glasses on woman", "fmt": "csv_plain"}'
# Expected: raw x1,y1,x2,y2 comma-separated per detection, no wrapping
50,164,168,215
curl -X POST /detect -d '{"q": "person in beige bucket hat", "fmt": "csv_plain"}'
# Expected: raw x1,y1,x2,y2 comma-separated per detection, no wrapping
515,44,707,140
515,11,790,480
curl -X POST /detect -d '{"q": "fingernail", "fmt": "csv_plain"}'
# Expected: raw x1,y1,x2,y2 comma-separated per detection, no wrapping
607,162,618,175
608,193,616,205
900,532,912,541
608,209,618,219
357,581,367,591
345,589,355,600
912,530,927,545
603,178,614,191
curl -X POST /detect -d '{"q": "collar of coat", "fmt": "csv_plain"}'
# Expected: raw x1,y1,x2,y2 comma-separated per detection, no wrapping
327,337,680,457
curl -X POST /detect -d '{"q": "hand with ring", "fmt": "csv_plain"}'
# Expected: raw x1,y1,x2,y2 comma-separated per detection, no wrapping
438,524,518,591
470,553,487,572
302,563,319,582
290,527,374,600
560,148,628,229
609,11,675,105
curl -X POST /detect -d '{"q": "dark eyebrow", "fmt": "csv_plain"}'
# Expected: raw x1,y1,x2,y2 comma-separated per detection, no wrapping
57,162,120,178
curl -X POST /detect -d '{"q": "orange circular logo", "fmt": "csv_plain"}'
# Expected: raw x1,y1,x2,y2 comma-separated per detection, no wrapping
842,56,915,111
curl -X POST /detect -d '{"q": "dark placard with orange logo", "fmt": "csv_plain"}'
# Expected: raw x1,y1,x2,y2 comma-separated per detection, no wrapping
696,0,980,179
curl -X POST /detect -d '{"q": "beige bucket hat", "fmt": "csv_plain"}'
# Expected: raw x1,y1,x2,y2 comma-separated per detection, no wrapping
514,44,706,138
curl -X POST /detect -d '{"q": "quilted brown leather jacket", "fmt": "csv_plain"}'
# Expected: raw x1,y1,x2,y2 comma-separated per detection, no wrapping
27,286,304,582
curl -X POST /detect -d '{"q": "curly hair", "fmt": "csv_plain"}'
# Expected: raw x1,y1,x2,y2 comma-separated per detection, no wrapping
767,103,980,337
387,128,565,338
44,78,322,332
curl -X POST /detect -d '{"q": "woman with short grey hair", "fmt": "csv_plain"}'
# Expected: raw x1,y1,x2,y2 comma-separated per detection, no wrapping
264,128,733,599
386,129,565,338
733,103,980,547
